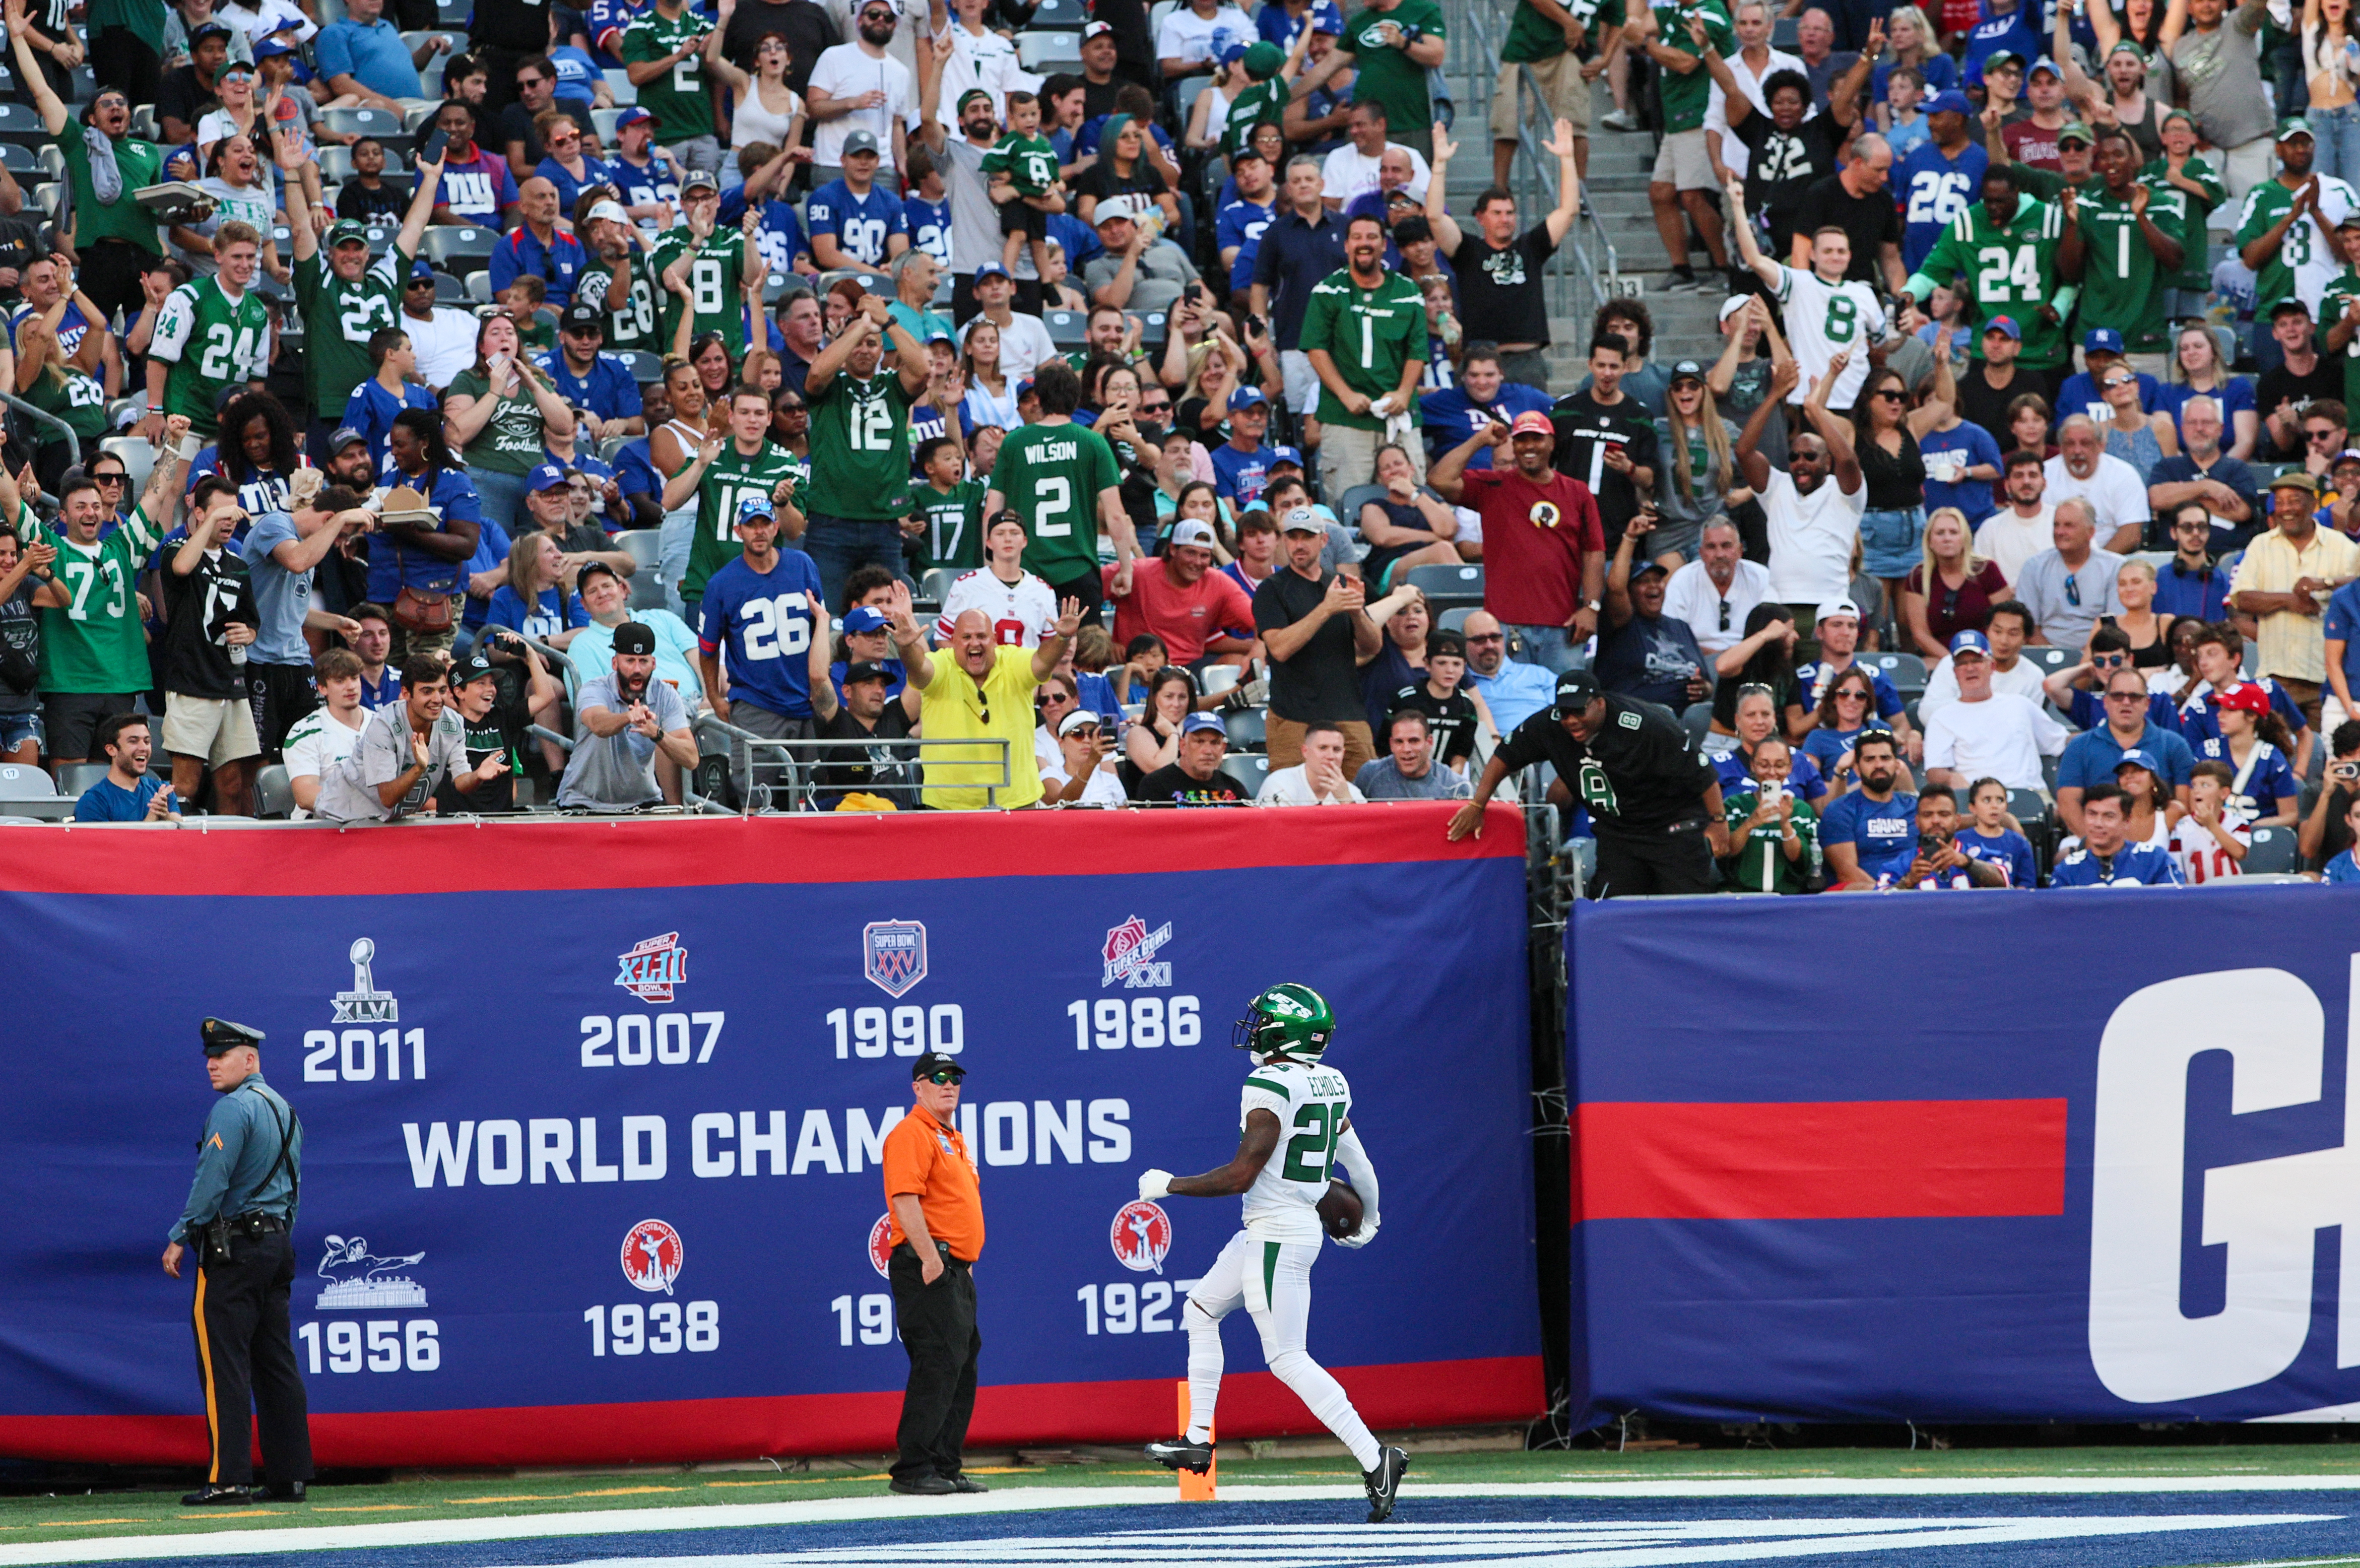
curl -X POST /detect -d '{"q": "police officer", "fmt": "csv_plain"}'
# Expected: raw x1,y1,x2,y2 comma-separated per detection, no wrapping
162,1018,313,1506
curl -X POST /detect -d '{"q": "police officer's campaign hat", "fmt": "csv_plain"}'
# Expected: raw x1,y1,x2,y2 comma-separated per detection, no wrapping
201,1017,266,1056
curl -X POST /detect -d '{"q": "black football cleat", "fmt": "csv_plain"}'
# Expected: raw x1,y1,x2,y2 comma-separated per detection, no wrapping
260,1480,307,1502
1362,1446,1408,1523
1145,1435,1215,1474
181,1484,251,1507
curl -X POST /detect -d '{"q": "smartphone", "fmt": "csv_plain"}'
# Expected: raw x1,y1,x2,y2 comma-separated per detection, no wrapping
418,126,450,166
1918,831,1944,855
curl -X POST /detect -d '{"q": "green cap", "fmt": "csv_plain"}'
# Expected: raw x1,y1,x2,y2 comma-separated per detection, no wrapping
1242,40,1286,79
2056,121,2093,146
956,87,994,111
326,218,371,248
2278,115,2317,141
2161,107,2196,129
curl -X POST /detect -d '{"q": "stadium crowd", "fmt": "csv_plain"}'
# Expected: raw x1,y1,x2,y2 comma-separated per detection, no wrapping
6,0,2360,887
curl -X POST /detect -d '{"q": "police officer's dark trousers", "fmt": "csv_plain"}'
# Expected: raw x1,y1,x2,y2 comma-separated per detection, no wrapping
888,1241,979,1482
192,1227,313,1487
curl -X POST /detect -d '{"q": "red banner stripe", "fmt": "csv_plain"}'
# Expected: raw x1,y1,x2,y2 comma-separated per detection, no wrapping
0,1356,1541,1468
1574,1099,2069,1221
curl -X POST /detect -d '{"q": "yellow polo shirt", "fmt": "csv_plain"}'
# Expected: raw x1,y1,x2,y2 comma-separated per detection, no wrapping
917,644,1045,809
2231,525,2360,683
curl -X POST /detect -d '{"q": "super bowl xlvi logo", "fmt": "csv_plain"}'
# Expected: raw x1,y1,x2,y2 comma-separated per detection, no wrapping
315,1234,427,1310
864,920,928,998
621,1219,685,1297
868,1215,895,1279
2089,963,2360,1414
331,938,398,1023
1101,916,1173,990
615,932,689,1003
1111,1200,1172,1275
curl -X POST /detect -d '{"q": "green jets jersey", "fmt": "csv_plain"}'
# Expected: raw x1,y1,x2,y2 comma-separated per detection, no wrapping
2140,154,2224,291
150,276,273,436
295,244,409,412
653,228,748,356
2320,268,2360,412
1908,193,2071,368
2234,174,2360,320
2070,183,2185,353
581,255,660,353
991,419,1120,585
1649,0,1734,133
981,130,1059,196
18,498,164,694
1298,268,1428,431
1505,0,1623,60
23,364,109,442
1221,78,1291,159
1237,1058,1354,1243
1723,788,1818,894
912,478,987,572
806,371,919,521
683,439,803,606
621,8,713,147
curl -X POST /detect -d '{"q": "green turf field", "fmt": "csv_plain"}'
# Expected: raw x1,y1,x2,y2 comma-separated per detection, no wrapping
9,1445,2360,1546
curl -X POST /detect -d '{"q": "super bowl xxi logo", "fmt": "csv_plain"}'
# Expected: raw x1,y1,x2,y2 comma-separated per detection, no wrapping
1111,1200,1172,1275
615,932,689,1004
1102,917,1173,990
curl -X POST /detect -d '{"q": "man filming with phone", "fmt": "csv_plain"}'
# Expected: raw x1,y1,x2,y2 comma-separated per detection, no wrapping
1899,783,2006,889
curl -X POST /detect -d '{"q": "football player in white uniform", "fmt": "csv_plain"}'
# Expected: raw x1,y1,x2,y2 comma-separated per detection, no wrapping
1136,983,1407,1523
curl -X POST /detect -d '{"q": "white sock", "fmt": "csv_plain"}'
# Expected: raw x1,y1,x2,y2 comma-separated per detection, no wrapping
1268,1349,1382,1472
1185,1309,1223,1445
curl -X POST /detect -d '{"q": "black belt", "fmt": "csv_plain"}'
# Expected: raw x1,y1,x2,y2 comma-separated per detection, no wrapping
226,1212,288,1234
891,1239,968,1268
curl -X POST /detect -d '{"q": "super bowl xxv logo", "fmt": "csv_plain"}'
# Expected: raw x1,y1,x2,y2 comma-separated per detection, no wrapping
1101,916,1172,990
1111,1200,1172,1275
621,1219,685,1297
615,932,688,1003
865,920,929,998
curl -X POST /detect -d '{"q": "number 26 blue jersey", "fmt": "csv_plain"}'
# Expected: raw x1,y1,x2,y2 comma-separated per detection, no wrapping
698,549,826,718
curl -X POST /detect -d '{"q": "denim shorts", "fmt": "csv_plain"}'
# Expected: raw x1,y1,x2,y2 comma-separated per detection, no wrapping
1859,505,1926,577
0,709,40,753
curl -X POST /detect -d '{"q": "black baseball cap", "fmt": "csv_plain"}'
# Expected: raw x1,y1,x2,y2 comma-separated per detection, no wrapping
202,1017,265,1056
843,660,896,685
911,1051,966,1080
613,621,655,656
576,559,624,597
1426,629,1466,659
450,650,497,686
1552,668,1602,715
561,302,605,333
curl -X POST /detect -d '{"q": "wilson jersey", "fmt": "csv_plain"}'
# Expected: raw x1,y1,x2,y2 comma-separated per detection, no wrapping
1238,1058,1352,1244
2074,183,2187,353
684,440,802,606
1773,265,1883,408
620,7,712,146
933,566,1058,645
1908,194,2070,368
295,243,409,412
2234,175,2360,319
150,276,273,435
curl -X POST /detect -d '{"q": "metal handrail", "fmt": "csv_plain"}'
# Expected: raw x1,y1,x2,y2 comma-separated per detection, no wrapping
689,715,1013,813
0,388,78,471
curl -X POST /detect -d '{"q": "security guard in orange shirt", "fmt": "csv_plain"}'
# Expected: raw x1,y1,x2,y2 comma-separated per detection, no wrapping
880,1051,986,1497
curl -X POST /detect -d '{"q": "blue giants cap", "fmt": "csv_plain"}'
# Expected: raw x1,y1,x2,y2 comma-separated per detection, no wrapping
1925,89,1975,115
1983,315,2022,342
1181,711,1226,736
527,462,570,492
1269,444,1303,466
1228,385,1267,411
410,257,436,282
973,260,1011,281
842,605,890,634
2083,326,2125,355
1949,629,1992,658
2113,748,2164,775
617,106,651,129
735,493,777,527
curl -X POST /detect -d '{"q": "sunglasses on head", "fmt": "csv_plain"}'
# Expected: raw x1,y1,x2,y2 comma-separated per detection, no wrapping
1718,600,1732,630
921,1069,964,1085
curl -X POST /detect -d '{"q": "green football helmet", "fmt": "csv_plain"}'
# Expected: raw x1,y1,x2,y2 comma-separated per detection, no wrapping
1233,982,1335,1061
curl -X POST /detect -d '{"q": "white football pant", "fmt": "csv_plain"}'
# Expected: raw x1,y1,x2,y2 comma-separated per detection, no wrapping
1182,1229,1381,1472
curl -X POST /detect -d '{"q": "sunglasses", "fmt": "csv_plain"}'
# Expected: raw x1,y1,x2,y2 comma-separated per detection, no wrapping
2092,651,2127,667
1835,689,1869,700
2311,428,2342,442
91,472,125,484
2106,689,2147,700
1718,600,1732,631
1466,632,1504,643
1869,388,1904,402
2065,575,2083,608
920,1069,964,1085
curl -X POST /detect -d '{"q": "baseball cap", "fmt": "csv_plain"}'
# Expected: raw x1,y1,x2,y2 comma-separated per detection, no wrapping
973,259,1012,281
2279,115,2317,141
616,106,652,130
911,1050,966,1080
1219,39,1250,63
1170,517,1220,550
1510,410,1556,438
681,168,719,193
450,650,497,686
957,87,995,112
217,58,256,79
190,21,233,44
253,36,299,59
2027,55,2061,77
2113,748,2164,775
1983,315,2022,341
1949,628,1992,658
613,621,656,657
1631,560,1670,582
2271,467,2322,494
326,218,370,248
2215,681,2273,714
1718,294,1753,324
844,659,897,685
1426,629,1466,659
527,462,570,493
735,492,778,526
1668,359,1706,383
328,425,368,453
1983,47,2023,70
1057,706,1103,736
843,128,882,158
1310,1,1345,31
2271,296,2316,319
2335,446,2360,467
576,559,625,598
2056,120,2093,146
562,301,606,333
1094,193,1144,227
1280,505,1324,534
1181,711,1227,736
1814,597,1860,623
410,257,437,283
1269,444,1303,466
585,199,630,227
1925,89,1975,116
1552,668,1602,715
2107,39,2146,60
2083,326,2124,356
1082,18,1113,38
1243,40,1287,78
1229,384,1268,411
842,605,891,634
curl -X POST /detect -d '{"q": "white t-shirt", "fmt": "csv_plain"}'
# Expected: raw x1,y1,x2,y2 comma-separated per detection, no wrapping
1155,2,1257,67
1320,141,1433,206
1041,756,1129,805
403,306,480,389
1776,266,1883,410
935,566,1059,645
956,308,1057,372
1921,690,2070,790
931,22,1027,123
1760,468,1865,602
1973,505,2054,585
1256,762,1366,804
1917,650,2046,721
2043,453,2149,543
1661,556,1772,656
807,43,920,167
281,704,369,820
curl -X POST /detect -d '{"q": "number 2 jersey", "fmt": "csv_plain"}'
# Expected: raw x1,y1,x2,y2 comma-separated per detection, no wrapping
1773,264,1884,409
1906,191,2070,369
150,274,273,436
1238,1058,1352,1244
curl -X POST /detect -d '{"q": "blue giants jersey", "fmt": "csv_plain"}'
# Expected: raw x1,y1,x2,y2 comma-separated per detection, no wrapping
1820,788,1919,886
805,180,908,269
2048,841,2183,886
903,193,952,265
698,549,825,718
1898,138,1988,273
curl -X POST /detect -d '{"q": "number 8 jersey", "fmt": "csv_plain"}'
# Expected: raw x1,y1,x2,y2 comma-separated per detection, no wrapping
150,274,272,437
1239,1059,1352,1243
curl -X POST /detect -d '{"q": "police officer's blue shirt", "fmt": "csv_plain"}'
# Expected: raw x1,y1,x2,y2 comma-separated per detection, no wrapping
2049,840,2183,887
1820,788,1919,885
540,348,642,427
699,548,825,717
170,1073,301,1244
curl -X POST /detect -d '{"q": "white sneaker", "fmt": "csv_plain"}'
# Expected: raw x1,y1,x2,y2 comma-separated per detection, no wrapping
1599,108,1637,131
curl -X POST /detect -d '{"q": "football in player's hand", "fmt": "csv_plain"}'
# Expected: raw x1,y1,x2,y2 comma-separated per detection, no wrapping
1319,1180,1363,1240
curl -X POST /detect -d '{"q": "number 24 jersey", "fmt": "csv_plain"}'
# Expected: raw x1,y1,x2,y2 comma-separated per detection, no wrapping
1239,1058,1352,1244
151,275,272,433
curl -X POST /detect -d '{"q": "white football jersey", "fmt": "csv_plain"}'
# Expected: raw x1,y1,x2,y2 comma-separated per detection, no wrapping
1776,264,1884,409
1239,1058,1352,1243
934,567,1060,647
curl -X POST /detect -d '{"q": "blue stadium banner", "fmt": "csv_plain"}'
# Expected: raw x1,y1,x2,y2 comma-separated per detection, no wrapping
1567,887,2360,1429
0,809,1539,1467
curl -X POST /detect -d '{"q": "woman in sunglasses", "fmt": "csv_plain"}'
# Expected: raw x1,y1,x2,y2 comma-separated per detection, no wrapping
1797,668,1889,803
2095,359,2178,483
1856,359,1954,625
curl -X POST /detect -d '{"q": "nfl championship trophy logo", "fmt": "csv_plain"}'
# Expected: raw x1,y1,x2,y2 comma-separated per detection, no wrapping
615,933,689,1003
864,920,929,998
1101,917,1173,990
332,938,398,1023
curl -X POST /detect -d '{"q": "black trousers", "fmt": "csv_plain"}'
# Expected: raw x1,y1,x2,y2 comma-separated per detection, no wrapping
89,27,159,104
1591,817,1715,900
888,1241,979,1482
191,1228,313,1487
1045,569,1107,628
78,239,159,335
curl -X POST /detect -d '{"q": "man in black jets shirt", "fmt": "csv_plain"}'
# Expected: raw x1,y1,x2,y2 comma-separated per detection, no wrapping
1445,667,1728,896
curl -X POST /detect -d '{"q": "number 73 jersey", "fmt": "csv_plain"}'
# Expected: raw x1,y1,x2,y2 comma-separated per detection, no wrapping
151,275,273,434
1239,1059,1352,1244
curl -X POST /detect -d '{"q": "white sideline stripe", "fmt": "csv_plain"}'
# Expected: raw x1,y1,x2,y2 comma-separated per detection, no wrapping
14,1478,2360,1566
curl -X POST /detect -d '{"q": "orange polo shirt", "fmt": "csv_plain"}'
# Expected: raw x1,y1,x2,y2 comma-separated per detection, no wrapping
881,1105,984,1262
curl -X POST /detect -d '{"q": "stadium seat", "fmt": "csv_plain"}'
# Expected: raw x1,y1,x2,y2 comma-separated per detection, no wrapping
1405,562,1484,613
619,350,666,384
402,101,441,134
466,271,496,303
818,267,891,296
2008,788,2054,877
0,102,46,148
1681,701,1711,746
1223,706,1266,752
1231,753,1271,791
591,107,623,141
401,29,465,59
2019,646,2074,676
0,765,68,819
253,765,294,820
1870,651,1928,699
1200,664,1240,695
1044,308,1088,348
1029,0,1087,27
436,0,470,24
433,272,467,303
0,143,36,175
66,64,94,102
129,104,155,139
1017,30,1082,70
30,182,58,220
918,566,961,608
322,106,408,145
604,68,638,105
2246,825,2302,875
1772,14,1800,45
1438,606,1474,634
421,226,497,271
597,433,635,462
100,436,154,491
52,763,108,800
